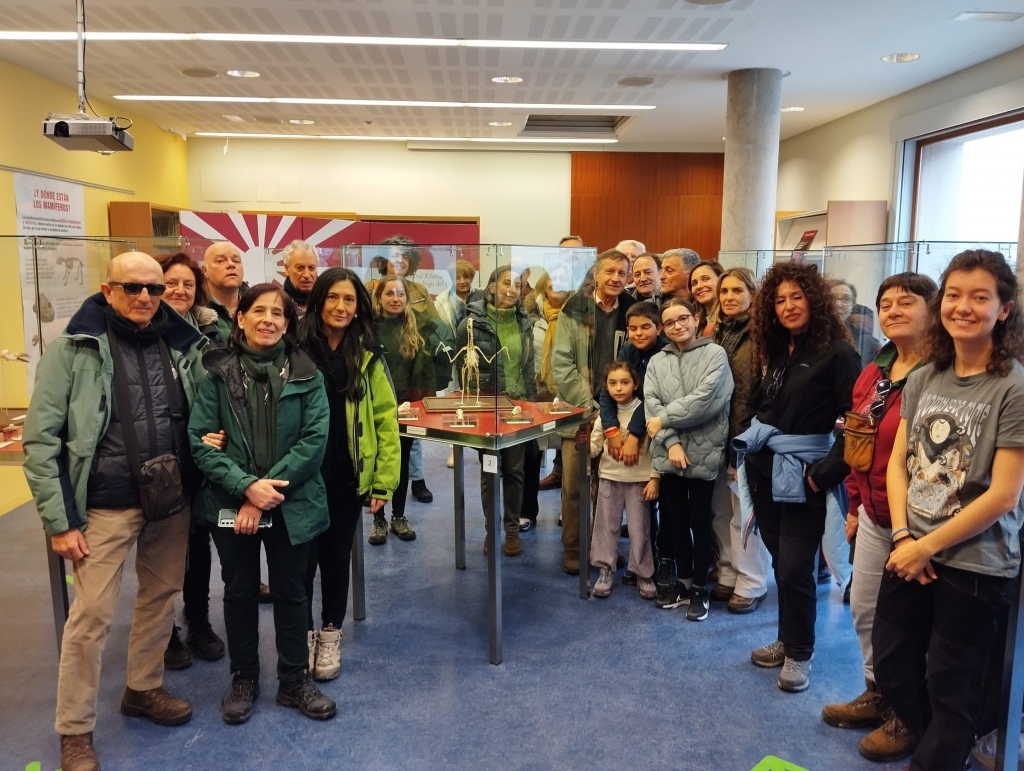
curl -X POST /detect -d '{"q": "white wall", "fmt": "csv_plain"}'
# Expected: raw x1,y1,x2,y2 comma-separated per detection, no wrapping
187,139,571,245
777,45,1024,214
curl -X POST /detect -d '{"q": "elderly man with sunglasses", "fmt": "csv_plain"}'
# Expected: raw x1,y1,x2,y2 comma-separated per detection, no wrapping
24,252,208,771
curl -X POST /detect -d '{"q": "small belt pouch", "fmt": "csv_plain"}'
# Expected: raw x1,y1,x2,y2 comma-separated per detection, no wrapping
843,411,876,473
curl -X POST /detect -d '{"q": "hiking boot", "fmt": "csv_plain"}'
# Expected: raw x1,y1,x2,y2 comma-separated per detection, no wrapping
538,472,561,491
369,517,388,545
60,733,100,771
277,673,337,720
654,557,676,591
185,619,225,661
778,657,812,692
562,549,580,575
411,479,433,503
638,576,657,599
258,582,272,604
390,516,417,541
621,570,637,586
164,625,192,670
307,629,317,671
120,686,192,726
655,582,690,609
751,640,786,668
313,625,342,682
859,710,917,762
593,567,614,597
502,530,523,557
728,591,767,615
710,583,735,602
686,586,710,621
822,679,887,728
221,673,259,725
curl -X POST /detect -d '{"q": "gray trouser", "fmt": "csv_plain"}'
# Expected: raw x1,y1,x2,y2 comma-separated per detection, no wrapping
850,508,890,681
591,478,654,579
711,466,770,599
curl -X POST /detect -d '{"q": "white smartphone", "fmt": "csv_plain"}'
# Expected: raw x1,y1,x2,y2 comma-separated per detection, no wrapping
218,509,272,528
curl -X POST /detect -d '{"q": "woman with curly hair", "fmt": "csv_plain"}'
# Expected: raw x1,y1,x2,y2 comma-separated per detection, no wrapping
733,262,861,692
873,250,1024,771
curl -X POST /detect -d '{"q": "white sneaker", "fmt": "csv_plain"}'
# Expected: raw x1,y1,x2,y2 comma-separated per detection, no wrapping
307,629,317,672
314,625,343,681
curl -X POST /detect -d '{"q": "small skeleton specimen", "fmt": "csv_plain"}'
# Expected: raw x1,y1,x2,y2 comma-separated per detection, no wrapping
436,318,508,406
510,406,522,418
456,408,465,422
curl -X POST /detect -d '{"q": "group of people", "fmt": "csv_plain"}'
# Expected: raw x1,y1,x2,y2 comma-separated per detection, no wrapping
23,234,1024,771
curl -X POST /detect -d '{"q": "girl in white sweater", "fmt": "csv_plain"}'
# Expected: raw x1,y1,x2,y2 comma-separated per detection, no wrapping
590,361,659,599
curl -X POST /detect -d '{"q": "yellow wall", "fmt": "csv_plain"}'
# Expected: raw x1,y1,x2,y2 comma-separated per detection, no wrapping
0,57,190,411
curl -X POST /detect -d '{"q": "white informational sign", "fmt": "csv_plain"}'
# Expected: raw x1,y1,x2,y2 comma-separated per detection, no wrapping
14,173,88,392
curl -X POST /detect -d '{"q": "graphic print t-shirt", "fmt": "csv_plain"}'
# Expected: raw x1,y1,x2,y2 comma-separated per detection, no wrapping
901,361,1024,577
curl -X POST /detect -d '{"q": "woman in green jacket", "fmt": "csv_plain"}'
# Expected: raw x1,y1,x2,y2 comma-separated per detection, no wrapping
298,268,400,681
188,284,334,726
371,275,435,545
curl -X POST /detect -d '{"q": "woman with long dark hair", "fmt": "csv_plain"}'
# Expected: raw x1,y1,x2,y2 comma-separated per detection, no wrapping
689,260,725,337
297,268,400,681
736,262,861,692
873,250,1024,771
189,284,334,724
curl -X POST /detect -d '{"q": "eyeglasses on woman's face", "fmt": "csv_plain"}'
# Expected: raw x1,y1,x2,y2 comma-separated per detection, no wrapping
662,313,694,329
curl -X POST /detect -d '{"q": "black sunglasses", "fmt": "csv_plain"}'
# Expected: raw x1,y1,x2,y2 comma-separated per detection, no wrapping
868,379,893,419
109,281,166,297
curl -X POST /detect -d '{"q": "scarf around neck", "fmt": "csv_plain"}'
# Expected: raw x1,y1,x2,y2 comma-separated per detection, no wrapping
237,339,287,476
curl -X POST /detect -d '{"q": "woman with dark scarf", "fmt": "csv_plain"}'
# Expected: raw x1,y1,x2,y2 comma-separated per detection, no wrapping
189,284,333,725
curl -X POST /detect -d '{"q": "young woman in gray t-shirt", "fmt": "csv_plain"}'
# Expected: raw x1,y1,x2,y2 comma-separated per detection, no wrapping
873,249,1024,771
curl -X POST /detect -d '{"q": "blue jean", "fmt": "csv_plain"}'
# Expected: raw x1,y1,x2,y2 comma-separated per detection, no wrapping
874,561,1016,771
409,439,423,482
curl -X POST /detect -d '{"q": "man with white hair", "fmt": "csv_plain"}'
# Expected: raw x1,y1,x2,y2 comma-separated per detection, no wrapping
280,240,318,314
202,241,246,339
660,248,702,302
615,239,647,273
24,252,207,771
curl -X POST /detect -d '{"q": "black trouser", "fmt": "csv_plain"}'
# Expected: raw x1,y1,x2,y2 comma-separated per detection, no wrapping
649,499,660,559
389,436,414,519
182,520,213,623
211,509,311,684
658,474,715,587
521,440,542,522
745,462,826,661
305,477,362,630
874,562,1016,771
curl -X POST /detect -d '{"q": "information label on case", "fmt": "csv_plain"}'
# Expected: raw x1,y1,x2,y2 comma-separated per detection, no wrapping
543,421,556,431
406,425,426,436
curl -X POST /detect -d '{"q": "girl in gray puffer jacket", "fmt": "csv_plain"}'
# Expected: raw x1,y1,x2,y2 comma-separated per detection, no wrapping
645,298,734,622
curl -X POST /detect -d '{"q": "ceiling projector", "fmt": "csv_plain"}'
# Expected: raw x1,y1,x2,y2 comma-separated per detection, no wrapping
42,113,134,152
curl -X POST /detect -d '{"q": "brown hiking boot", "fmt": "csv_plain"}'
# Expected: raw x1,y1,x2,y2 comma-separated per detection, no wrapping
61,733,100,771
562,549,580,575
120,686,193,726
502,530,523,557
538,472,562,491
822,678,887,728
859,710,917,762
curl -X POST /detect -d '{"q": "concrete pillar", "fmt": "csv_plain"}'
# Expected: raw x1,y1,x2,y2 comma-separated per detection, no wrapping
720,68,783,253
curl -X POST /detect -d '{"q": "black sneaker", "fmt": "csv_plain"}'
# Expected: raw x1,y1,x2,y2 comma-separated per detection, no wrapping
655,582,690,609
222,674,259,725
686,586,710,622
186,619,226,661
621,570,637,586
164,625,193,670
411,480,433,503
654,557,676,591
276,673,336,720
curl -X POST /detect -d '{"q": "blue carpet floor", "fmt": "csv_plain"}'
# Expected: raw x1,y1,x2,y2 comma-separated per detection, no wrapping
1,442,889,771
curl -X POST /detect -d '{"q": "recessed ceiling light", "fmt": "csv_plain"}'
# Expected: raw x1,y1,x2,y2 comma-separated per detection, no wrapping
881,53,919,63
721,137,726,141
226,69,261,78
289,119,315,125
618,76,655,88
253,116,281,124
222,114,246,122
194,131,618,144
491,76,524,84
180,67,218,79
780,106,805,112
953,11,1023,22
113,94,658,111
488,121,513,127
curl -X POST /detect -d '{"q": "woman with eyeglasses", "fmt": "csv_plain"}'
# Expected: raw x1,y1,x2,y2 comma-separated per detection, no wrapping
819,273,936,763
734,262,861,693
872,251,1024,771
830,279,881,369
645,298,734,621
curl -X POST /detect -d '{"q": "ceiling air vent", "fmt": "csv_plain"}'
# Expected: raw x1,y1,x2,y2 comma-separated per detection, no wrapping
521,114,626,137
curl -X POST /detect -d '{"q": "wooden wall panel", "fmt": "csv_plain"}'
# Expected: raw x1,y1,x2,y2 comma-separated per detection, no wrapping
570,152,724,260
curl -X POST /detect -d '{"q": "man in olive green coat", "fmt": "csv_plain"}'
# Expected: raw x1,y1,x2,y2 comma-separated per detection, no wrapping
23,252,207,771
